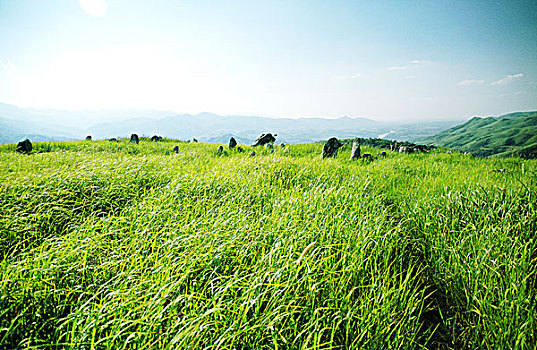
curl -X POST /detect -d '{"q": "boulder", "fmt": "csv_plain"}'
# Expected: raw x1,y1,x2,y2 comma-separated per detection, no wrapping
130,134,139,144
229,137,237,150
172,146,179,153
321,137,342,158
252,133,276,147
16,139,32,154
85,135,92,141
399,146,414,154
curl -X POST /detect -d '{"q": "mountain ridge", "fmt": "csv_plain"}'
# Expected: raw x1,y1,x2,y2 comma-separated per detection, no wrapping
420,111,537,158
0,102,466,144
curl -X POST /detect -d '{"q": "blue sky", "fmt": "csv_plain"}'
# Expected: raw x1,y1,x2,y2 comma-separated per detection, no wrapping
0,0,536,121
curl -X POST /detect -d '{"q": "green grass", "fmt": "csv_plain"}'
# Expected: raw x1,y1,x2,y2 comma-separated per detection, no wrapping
0,139,536,349
419,112,537,158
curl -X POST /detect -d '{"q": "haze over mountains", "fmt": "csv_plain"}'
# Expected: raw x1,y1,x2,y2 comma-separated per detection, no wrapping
0,103,462,145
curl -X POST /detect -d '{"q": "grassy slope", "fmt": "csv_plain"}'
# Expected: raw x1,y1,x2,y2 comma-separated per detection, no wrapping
0,140,536,349
420,112,537,158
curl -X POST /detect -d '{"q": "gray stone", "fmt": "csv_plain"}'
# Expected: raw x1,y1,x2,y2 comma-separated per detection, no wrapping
399,146,414,154
350,138,361,159
252,133,277,147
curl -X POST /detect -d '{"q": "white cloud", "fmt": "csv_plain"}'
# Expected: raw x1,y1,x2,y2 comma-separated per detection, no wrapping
388,65,408,71
7,60,21,73
411,60,432,65
490,73,524,86
389,60,431,71
0,59,20,74
336,72,362,80
405,75,416,79
458,79,484,85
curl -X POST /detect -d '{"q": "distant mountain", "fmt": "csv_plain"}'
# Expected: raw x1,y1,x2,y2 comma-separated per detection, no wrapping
420,111,537,158
0,103,463,144
86,113,388,145
0,116,76,143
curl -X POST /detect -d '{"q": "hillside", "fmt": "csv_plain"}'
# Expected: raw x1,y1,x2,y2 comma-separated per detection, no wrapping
420,111,537,158
0,139,536,349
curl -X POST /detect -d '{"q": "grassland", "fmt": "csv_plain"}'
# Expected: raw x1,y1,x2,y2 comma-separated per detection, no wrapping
0,139,536,349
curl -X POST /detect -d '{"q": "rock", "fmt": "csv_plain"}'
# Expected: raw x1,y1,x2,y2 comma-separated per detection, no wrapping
237,147,244,153
16,139,32,154
280,143,286,148
362,153,372,160
321,137,342,158
217,145,224,154
350,138,361,160
130,134,139,144
229,137,237,150
399,146,414,154
151,135,162,142
192,138,198,143
172,146,179,153
252,133,277,147
249,151,256,157
380,151,387,157
109,138,117,142
85,135,92,141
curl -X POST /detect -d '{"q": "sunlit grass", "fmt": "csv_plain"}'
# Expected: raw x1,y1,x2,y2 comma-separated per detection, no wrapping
0,139,535,349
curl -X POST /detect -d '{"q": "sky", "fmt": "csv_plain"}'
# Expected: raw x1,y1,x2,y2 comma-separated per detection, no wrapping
0,0,536,121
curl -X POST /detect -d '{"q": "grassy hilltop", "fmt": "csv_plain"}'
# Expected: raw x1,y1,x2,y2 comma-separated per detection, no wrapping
420,111,537,158
0,139,536,349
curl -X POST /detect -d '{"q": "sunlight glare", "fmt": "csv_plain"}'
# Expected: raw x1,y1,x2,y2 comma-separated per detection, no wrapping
79,0,107,17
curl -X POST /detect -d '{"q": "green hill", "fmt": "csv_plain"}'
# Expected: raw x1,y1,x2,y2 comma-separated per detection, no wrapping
0,139,536,349
420,111,537,158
